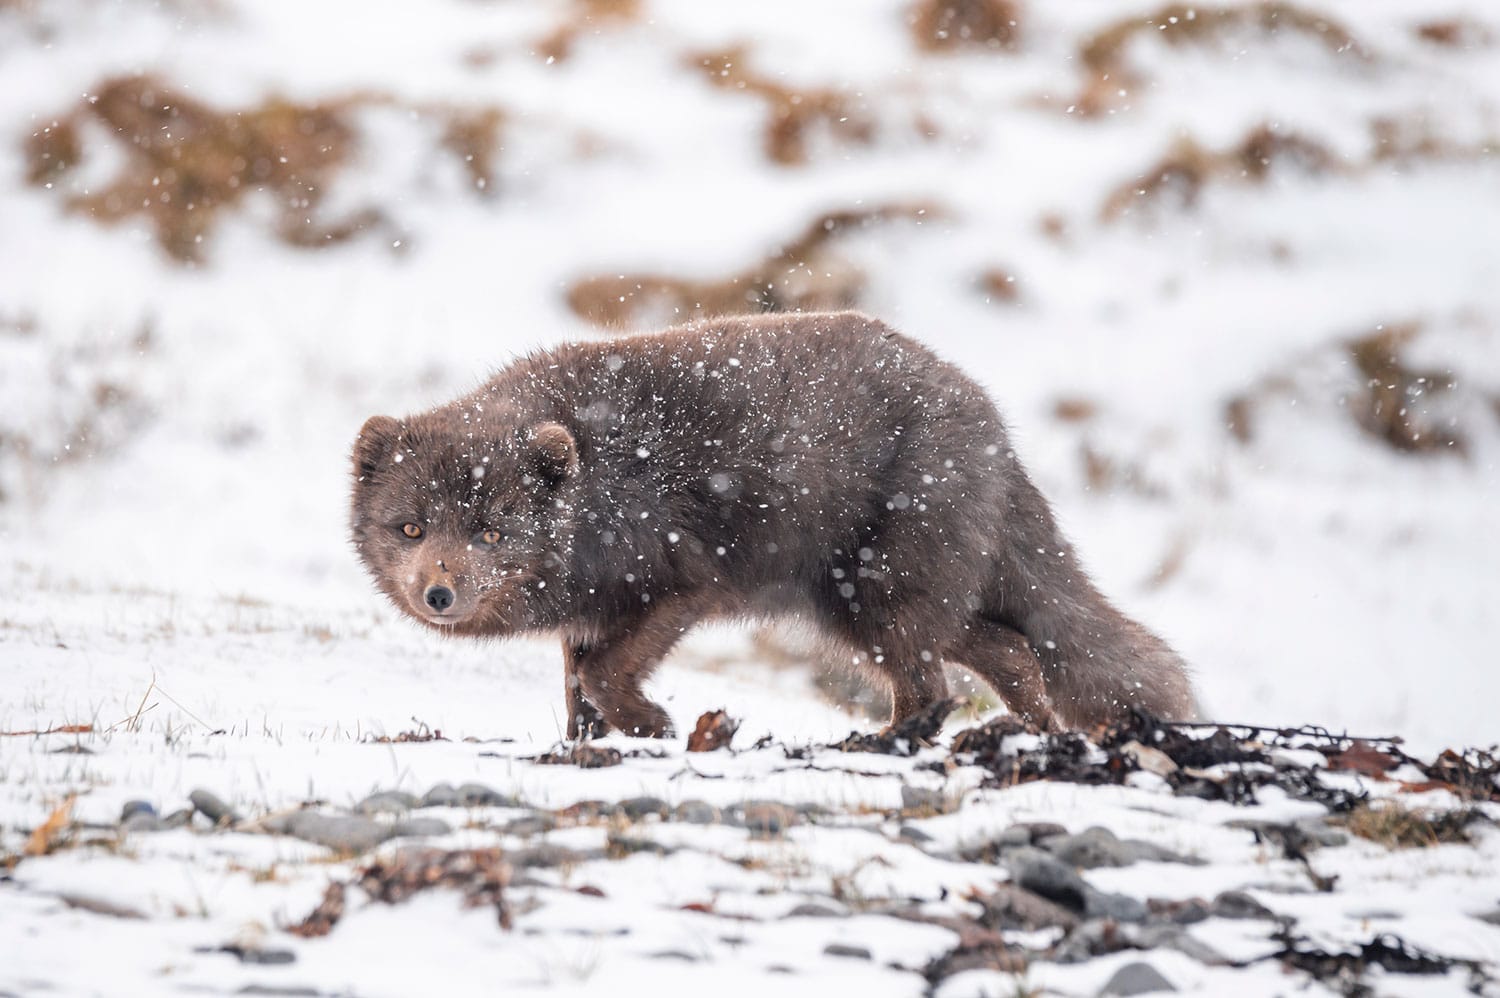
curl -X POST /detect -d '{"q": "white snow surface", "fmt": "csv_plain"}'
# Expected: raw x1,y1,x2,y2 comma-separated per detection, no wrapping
2,1,1499,995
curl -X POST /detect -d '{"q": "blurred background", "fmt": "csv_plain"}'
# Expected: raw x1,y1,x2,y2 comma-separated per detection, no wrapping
1,0,1496,749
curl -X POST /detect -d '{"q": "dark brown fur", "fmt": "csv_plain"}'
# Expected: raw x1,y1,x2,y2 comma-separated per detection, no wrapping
351,312,1198,737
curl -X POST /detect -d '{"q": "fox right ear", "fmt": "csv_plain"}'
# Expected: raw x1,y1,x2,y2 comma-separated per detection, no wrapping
353,415,400,482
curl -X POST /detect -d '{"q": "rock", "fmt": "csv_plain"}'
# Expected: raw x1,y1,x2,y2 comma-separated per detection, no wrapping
1210,890,1276,921
1134,924,1228,965
674,800,721,825
119,800,156,823
1043,826,1193,869
355,791,420,815
503,813,556,836
456,782,517,807
508,844,601,869
390,817,452,838
199,944,297,966
121,812,165,833
978,883,1079,931
162,808,195,829
1083,886,1148,923
615,796,669,820
897,824,933,844
1004,847,1088,911
1146,897,1210,924
1098,961,1176,995
741,802,795,837
278,812,394,853
421,783,461,807
59,894,146,919
823,943,872,960
189,789,240,826
649,950,699,962
900,785,946,812
786,902,843,918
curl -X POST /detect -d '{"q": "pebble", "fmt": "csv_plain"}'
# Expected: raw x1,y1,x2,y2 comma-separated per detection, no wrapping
822,943,872,960
674,800,721,825
456,782,517,807
786,902,843,918
119,800,156,823
189,789,240,826
1004,847,1088,911
355,791,420,815
121,812,165,833
615,796,669,820
1083,886,1148,923
420,783,461,808
274,812,394,853
1098,961,1176,996
979,883,1079,931
897,824,933,844
899,785,945,812
1042,826,1194,869
1210,890,1277,921
741,802,794,837
162,808,195,829
390,816,452,838
503,813,556,836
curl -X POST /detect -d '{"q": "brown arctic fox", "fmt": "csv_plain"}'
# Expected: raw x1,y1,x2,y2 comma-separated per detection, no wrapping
351,312,1198,738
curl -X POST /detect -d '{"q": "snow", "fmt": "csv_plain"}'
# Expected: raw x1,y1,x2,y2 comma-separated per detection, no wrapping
2,0,1499,993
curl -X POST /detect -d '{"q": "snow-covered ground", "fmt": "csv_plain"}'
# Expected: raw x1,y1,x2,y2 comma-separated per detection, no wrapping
2,1,1499,994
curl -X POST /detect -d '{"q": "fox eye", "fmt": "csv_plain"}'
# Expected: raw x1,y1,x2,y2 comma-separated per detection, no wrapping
401,523,423,539
479,528,502,545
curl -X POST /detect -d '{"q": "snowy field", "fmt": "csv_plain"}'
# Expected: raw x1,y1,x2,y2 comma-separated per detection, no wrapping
2,1,1499,994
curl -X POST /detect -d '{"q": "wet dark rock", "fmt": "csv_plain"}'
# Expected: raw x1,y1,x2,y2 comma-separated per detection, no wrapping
977,882,1079,931
1042,826,1197,869
355,791,420,815
273,812,393,853
833,697,960,756
119,800,156,823
741,802,795,837
787,902,844,918
421,783,461,808
823,943,872,960
456,782,518,807
615,796,669,820
1004,847,1088,911
189,789,240,826
675,800,721,825
1210,890,1277,921
1098,961,1176,995
391,816,452,838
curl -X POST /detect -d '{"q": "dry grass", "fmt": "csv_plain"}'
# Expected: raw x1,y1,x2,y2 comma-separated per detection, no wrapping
1075,3,1365,116
1414,18,1491,49
25,76,505,262
566,201,937,329
688,45,912,166
975,267,1021,305
1346,324,1465,455
535,0,641,62
909,0,1021,54
1101,124,1338,221
1343,800,1485,849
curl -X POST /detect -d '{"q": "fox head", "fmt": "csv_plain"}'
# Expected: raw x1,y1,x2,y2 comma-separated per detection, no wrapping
349,412,578,636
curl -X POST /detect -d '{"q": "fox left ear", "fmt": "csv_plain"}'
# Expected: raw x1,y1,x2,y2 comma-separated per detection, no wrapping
353,415,400,482
529,422,579,484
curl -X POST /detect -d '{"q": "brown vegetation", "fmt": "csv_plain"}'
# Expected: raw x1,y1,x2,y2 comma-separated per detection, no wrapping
1414,18,1491,49
1101,124,1338,221
1343,800,1486,849
535,0,641,62
1074,3,1366,116
566,201,937,329
909,0,1021,54
24,75,505,262
976,267,1021,304
687,45,917,166
1346,324,1465,455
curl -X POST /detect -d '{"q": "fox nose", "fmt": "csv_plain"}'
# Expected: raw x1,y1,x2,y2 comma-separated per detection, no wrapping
424,585,455,613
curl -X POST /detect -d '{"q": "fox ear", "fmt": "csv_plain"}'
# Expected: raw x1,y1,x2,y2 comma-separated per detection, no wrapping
353,415,400,482
529,422,579,485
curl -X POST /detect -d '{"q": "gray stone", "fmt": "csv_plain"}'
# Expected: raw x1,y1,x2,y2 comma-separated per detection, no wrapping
897,824,933,844
616,796,669,820
979,883,1079,931
823,943,871,960
1134,924,1228,965
421,783,461,807
189,789,240,826
390,816,452,838
278,811,394,853
1098,961,1176,996
119,800,156,823
1043,826,1193,869
503,813,556,836
1005,847,1088,911
1476,909,1500,927
674,800,721,825
456,782,517,807
121,812,165,833
354,791,420,815
900,785,945,812
508,844,601,869
1210,890,1276,921
162,808,195,829
1083,886,1148,923
786,902,843,918
742,802,795,837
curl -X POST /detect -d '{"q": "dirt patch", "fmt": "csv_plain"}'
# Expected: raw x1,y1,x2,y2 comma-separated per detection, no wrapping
1074,3,1366,116
687,45,923,166
1101,124,1338,221
25,76,505,262
909,0,1021,54
566,201,937,329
